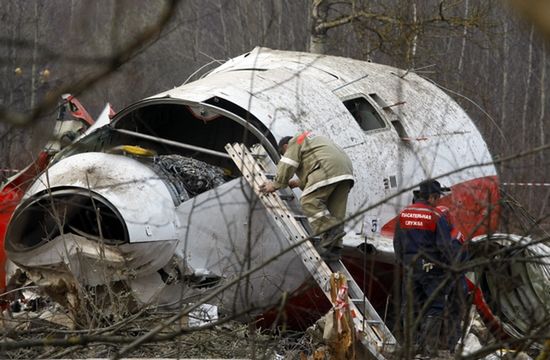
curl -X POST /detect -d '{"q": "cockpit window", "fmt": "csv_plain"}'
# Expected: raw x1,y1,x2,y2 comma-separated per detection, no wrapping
343,97,386,132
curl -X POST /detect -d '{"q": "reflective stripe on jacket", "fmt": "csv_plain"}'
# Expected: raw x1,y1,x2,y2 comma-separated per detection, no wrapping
273,132,354,196
393,200,458,266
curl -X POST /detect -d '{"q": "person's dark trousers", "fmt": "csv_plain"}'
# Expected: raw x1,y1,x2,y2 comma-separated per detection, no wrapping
413,266,449,356
445,275,469,353
399,266,420,357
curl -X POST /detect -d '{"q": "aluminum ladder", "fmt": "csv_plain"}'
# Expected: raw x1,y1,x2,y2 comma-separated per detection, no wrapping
225,142,398,359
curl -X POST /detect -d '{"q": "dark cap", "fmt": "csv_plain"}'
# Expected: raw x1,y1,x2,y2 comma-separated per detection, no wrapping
419,179,450,195
278,136,292,155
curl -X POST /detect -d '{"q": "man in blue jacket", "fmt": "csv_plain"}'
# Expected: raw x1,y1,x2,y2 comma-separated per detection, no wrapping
393,179,457,357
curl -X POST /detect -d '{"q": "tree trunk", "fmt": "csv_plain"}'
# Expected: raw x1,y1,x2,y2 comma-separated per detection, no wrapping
499,20,509,175
218,0,229,57
309,0,330,54
457,0,469,76
539,42,546,153
521,24,534,149
30,1,39,110
538,42,546,218
409,2,417,68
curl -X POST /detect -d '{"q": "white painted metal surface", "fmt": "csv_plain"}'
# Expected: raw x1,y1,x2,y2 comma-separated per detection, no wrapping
147,47,496,237
25,152,177,243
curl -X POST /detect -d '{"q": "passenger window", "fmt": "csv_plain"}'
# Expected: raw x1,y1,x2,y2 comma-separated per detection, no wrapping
343,97,386,132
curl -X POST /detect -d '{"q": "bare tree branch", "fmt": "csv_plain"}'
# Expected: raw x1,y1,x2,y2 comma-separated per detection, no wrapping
0,0,181,127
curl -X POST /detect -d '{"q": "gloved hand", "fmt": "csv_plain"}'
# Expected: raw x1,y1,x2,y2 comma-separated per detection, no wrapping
259,181,277,193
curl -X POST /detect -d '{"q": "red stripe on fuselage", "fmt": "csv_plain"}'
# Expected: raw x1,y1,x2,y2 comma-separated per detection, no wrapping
0,151,51,293
381,176,500,240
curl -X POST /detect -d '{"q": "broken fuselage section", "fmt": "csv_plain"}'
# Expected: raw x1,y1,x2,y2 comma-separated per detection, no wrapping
7,48,541,338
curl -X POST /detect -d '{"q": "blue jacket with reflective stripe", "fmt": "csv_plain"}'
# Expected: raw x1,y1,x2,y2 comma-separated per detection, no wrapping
393,200,457,266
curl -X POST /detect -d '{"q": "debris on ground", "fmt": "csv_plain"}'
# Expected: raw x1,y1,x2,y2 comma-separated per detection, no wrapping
0,291,543,360
0,297,318,359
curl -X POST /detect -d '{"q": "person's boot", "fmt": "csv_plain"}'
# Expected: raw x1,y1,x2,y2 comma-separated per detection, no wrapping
318,246,342,261
326,226,346,246
447,322,461,354
416,315,442,358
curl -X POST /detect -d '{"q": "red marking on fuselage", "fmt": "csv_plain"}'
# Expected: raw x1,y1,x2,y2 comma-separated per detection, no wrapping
0,151,51,293
381,175,500,240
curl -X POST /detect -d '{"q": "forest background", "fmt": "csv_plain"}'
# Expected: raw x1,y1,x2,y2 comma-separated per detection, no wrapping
1,0,549,224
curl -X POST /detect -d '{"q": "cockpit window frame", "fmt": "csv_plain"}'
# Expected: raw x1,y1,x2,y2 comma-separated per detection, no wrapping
341,94,390,134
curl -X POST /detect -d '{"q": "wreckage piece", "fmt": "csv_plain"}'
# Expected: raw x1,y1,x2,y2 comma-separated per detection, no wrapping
467,233,550,345
225,142,396,359
3,47,539,346
5,146,308,315
0,94,107,294
152,154,226,199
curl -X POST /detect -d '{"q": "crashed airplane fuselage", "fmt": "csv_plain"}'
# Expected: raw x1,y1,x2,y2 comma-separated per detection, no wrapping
4,48,549,341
